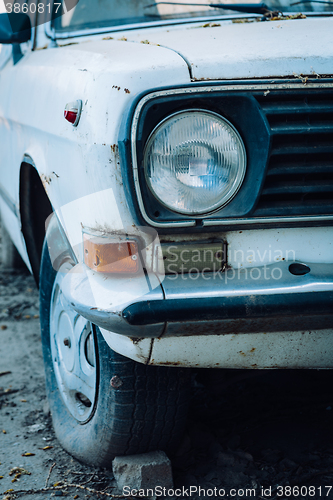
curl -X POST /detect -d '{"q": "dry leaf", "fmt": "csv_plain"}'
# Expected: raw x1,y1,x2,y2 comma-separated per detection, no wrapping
42,446,53,450
2,429,6,433
21,452,35,456
21,399,27,402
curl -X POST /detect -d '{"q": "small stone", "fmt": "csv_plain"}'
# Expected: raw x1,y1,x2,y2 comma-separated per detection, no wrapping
27,423,45,433
261,449,282,463
112,450,173,491
204,470,218,482
217,451,235,468
208,441,222,457
235,450,254,462
220,470,247,488
227,434,240,450
279,458,297,471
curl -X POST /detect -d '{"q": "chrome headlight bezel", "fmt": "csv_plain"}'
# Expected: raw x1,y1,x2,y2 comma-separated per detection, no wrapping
127,85,272,229
143,109,247,216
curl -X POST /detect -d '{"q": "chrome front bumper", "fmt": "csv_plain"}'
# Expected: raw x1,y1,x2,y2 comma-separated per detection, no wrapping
62,261,333,339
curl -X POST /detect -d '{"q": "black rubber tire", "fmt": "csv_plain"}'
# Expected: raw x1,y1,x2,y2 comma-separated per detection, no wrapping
39,240,190,467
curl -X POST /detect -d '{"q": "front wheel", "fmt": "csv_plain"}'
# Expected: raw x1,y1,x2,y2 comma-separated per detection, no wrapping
40,241,190,467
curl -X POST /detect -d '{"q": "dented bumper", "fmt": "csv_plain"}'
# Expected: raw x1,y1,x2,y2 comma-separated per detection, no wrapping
62,260,333,339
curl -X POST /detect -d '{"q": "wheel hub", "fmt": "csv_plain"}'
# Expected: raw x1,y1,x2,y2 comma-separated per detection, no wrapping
50,272,97,423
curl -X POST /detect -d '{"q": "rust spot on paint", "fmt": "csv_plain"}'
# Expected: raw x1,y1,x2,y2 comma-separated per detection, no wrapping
157,361,181,366
41,174,52,186
130,338,144,345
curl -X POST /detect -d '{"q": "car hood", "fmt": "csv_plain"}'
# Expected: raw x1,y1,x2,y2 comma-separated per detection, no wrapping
125,16,333,80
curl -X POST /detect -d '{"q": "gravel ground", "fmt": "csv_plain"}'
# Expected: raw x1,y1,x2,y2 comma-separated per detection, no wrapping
1,261,333,500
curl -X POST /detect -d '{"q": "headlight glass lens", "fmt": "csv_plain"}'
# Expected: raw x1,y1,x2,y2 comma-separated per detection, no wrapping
143,110,246,215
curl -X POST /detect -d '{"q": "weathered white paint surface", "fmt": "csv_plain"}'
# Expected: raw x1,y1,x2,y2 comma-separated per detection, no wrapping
149,330,333,368
97,329,333,369
227,227,333,268
124,17,333,80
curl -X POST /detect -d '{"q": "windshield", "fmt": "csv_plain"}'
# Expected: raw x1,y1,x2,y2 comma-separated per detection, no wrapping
54,0,333,32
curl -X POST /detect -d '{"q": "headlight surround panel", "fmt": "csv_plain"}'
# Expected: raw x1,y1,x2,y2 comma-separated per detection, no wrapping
131,89,270,226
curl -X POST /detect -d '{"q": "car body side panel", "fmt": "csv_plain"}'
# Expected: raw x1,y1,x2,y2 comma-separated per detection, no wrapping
0,40,190,257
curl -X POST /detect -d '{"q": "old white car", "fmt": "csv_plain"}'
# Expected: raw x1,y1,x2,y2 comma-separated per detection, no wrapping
0,0,332,467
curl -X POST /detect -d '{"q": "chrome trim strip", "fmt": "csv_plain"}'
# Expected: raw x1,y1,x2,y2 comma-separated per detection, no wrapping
204,215,333,226
131,81,333,228
161,261,333,299
0,183,19,218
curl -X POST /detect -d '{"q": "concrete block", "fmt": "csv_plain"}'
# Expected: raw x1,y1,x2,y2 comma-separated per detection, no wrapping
112,450,173,490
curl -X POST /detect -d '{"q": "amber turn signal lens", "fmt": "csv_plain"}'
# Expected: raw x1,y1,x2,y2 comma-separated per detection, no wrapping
83,234,139,274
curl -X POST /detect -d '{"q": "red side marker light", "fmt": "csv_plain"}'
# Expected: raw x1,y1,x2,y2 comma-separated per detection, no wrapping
64,100,82,127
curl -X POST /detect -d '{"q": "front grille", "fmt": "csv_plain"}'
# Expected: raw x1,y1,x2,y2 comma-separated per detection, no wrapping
128,83,333,229
254,91,333,217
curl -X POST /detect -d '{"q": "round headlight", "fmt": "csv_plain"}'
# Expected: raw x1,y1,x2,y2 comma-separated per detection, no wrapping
143,110,246,216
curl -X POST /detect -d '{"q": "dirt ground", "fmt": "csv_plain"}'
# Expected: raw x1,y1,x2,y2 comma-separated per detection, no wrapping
1,264,333,500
